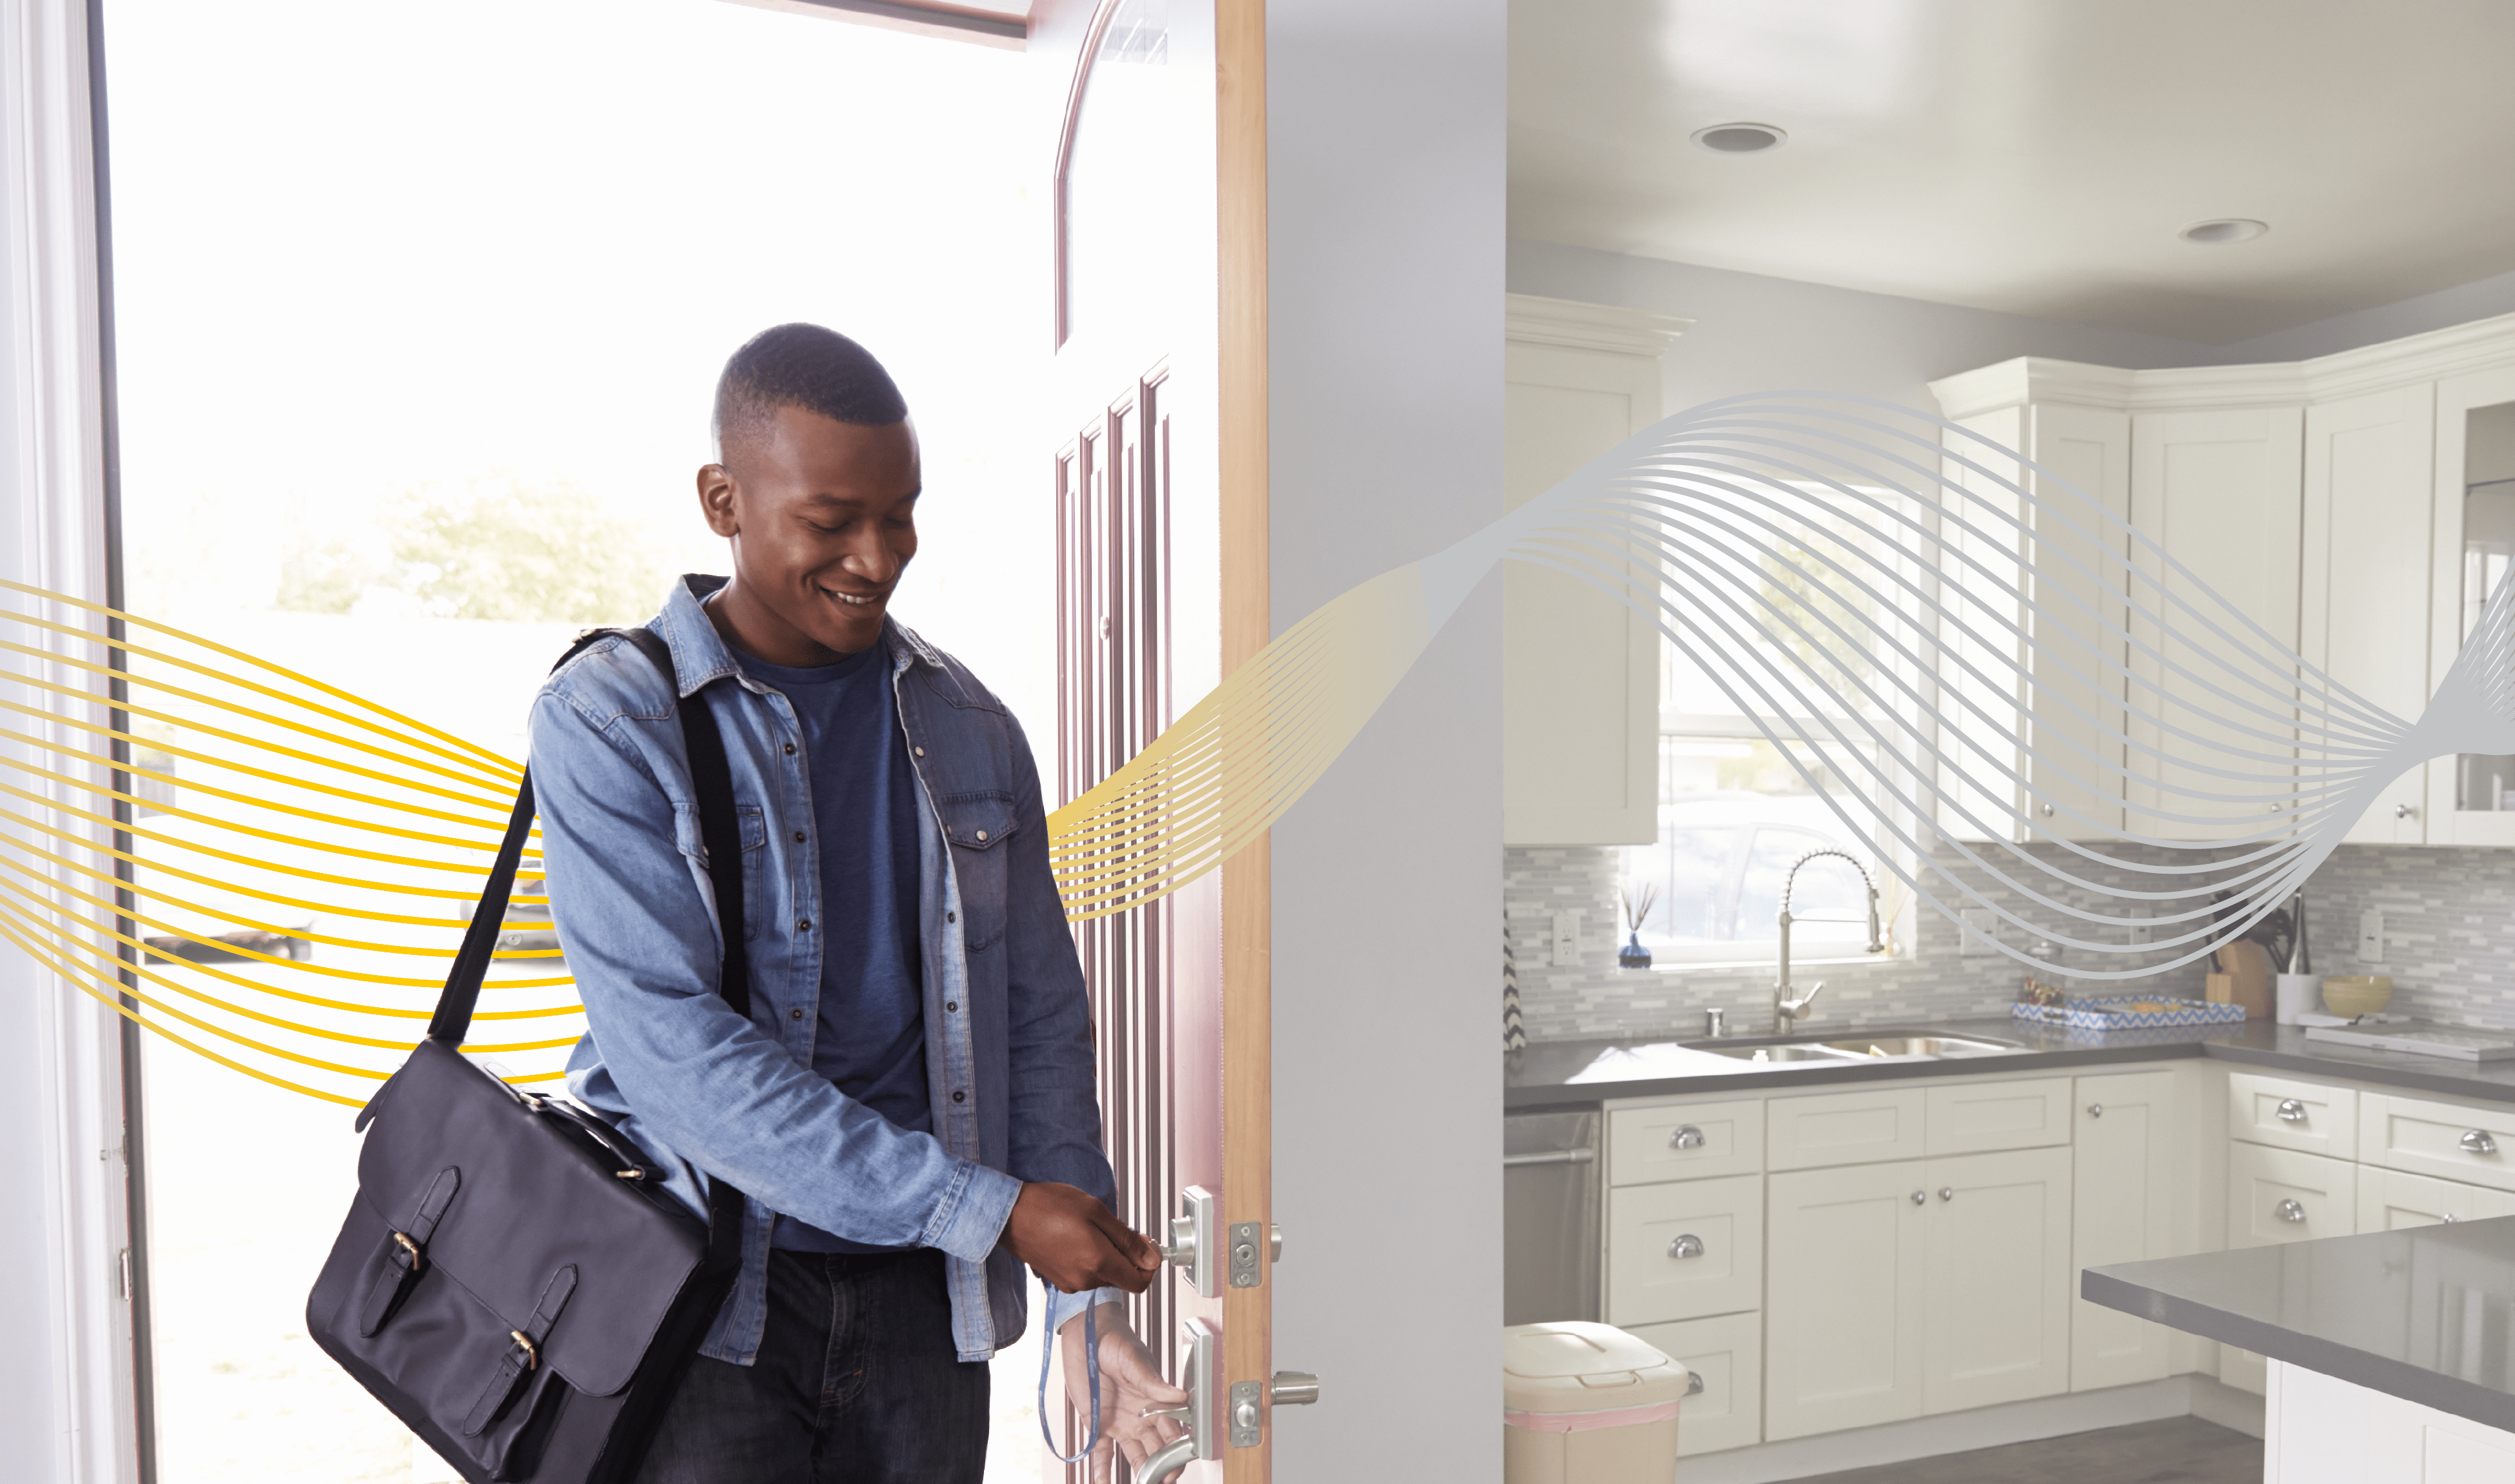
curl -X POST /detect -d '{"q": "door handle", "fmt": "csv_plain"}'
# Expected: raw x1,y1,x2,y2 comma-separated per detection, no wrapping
2087,1103,2103,1119
2275,1198,2307,1223
1158,1187,1219,1298
1938,1187,1954,1203
1503,1148,1597,1167
1139,1319,1219,1483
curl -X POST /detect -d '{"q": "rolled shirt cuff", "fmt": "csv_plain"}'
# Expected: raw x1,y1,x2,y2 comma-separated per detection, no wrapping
923,1158,1025,1263
1047,1284,1128,1336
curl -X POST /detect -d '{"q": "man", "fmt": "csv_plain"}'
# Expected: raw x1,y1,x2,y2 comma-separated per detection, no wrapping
530,323,1184,1482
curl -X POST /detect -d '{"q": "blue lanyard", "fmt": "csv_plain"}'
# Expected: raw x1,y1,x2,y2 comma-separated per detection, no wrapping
1036,1286,1103,1464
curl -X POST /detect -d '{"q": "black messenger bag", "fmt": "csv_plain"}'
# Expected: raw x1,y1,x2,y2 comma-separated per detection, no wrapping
308,628,752,1484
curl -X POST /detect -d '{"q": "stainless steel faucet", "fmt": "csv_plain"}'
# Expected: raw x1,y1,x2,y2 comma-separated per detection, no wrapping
1774,848,1884,1033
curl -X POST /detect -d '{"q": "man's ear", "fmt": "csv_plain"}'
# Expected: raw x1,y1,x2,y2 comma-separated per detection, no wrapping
697,463,739,538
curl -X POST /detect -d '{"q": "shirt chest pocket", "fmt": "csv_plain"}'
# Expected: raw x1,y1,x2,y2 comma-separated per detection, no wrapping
938,792,1016,952
673,801,768,943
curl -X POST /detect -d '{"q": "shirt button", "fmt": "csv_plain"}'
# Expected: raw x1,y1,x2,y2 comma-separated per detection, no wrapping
784,743,797,756
797,918,812,932
793,831,807,843
914,745,925,757
790,1008,804,1021
947,910,957,923
975,829,988,842
945,1001,958,1013
950,1090,965,1103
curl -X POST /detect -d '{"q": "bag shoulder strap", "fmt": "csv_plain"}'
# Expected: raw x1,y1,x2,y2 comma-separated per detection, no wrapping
426,625,752,1034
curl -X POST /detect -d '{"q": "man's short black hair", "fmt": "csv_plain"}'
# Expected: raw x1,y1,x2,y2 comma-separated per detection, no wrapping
713,323,908,464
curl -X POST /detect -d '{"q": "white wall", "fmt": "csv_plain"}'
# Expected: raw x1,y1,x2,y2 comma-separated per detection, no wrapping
1268,1,1506,1479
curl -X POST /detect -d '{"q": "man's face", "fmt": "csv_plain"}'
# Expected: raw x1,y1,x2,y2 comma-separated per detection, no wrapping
700,403,921,660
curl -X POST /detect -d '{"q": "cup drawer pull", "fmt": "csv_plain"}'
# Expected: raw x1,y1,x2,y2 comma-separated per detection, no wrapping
1668,1125,1706,1151
2462,1129,2498,1155
1667,1234,1705,1260
2276,1099,2309,1124
2275,1198,2307,1223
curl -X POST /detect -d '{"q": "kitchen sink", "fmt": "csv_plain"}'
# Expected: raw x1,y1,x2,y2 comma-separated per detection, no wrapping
1819,1034,2022,1058
1681,1029,2025,1064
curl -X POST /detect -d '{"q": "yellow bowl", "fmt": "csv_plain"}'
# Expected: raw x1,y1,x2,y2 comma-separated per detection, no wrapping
2322,976,2394,1018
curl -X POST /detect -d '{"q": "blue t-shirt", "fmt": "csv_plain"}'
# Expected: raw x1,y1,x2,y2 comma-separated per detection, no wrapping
734,642,930,1254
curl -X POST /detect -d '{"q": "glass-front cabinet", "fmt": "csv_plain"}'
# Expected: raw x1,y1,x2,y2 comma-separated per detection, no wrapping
2427,374,2515,845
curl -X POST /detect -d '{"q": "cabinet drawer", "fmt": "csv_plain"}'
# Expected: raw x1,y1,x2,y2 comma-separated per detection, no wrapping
2227,1142,2356,1247
1607,1174,1763,1326
2229,1072,2358,1159
1610,1100,1765,1186
2358,1092,2515,1194
1625,1312,1761,1457
2356,1167,2515,1232
1769,1086,1927,1170
1925,1077,2072,1155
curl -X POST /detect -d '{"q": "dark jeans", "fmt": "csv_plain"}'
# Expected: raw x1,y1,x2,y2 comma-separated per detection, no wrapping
636,1248,990,1484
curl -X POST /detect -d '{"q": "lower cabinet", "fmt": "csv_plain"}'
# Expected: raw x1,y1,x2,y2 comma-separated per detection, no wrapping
2223,1139,2360,1394
2358,1167,2515,1230
1765,1147,2071,1439
1627,1311,1762,1458
2071,1070,2178,1390
1605,1173,1763,1325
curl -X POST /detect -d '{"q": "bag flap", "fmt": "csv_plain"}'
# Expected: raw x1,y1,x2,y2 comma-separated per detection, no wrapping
357,1039,714,1396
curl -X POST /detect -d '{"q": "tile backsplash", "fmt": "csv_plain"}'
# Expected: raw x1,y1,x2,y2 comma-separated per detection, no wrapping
1505,842,2515,1043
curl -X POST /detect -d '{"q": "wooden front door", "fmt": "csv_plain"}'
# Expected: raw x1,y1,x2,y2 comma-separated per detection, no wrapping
1039,1,1268,1479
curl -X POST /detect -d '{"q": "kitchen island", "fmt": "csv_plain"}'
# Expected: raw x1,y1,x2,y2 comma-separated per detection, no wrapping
2085,1220,2515,1481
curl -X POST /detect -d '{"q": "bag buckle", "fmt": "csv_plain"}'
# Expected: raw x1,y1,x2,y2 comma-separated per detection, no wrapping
508,1330,538,1372
391,1230,425,1275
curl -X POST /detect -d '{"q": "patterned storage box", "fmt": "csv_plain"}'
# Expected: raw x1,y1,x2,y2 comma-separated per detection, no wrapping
2012,996,2250,1032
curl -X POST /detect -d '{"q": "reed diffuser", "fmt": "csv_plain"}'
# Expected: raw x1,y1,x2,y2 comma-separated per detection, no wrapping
1619,881,1659,970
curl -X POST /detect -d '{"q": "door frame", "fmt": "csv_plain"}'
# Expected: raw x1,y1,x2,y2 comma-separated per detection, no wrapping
3,0,152,1479
1214,1,1269,1477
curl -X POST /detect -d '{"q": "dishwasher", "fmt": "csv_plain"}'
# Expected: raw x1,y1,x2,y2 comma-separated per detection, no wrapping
1503,1108,1600,1325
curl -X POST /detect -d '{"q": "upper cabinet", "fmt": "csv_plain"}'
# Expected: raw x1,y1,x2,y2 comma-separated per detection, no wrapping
1934,313,2515,847
1502,294,1691,846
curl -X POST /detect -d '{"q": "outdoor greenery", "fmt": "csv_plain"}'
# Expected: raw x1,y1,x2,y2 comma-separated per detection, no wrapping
277,479,666,624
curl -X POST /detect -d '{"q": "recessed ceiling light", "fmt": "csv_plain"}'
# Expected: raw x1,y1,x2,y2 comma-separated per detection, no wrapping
2180,218,2269,245
1691,122,1787,154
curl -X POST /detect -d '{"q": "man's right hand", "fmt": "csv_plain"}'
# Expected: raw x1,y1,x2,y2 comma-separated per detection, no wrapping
1001,1182,1162,1294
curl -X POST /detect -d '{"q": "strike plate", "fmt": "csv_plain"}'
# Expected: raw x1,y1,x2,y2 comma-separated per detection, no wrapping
1229,1380,1263,1449
1228,1221,1264,1288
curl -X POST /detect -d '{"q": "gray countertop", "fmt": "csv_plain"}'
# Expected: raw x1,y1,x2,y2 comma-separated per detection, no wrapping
1504,1016,2515,1111
2084,1220,2515,1432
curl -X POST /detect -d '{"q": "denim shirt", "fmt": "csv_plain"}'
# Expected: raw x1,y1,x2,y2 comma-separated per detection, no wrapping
528,576,1118,1363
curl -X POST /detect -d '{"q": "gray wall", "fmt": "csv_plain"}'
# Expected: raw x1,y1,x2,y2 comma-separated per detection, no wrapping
1268,0,1505,1477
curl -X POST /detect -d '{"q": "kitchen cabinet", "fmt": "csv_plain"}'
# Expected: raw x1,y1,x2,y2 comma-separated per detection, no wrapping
2266,1361,2515,1484
1921,1145,2074,1414
2357,1090,2515,1192
1767,1084,1927,1170
1501,294,1688,846
1765,1159,1929,1439
1766,1145,2071,1438
1923,1075,2071,1155
2071,1070,2178,1391
2356,1167,2515,1231
1625,1311,1761,1458
2228,1141,2357,1248
2125,405,2306,841
2423,365,2515,846
1607,1099,1763,1185
1925,365,2132,845
2229,1071,2358,1161
1605,1173,1762,1326
2302,384,2436,843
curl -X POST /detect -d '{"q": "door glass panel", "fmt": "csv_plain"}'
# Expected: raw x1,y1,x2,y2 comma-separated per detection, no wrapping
101,3,1041,1478
2456,403,2515,811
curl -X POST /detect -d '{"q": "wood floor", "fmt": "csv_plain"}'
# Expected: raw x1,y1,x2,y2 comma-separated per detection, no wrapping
1787,1417,2263,1484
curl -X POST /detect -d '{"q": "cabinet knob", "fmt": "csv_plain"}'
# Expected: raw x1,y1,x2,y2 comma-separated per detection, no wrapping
2462,1128,2497,1155
2445,1213,2463,1223
1938,1187,1954,1202
2276,1099,2309,1123
2396,803,2418,820
2040,803,2056,817
1667,1234,1705,1260
1910,1190,1926,1206
2087,1103,2104,1119
1687,1371,1705,1396
1669,1125,1706,1151
2275,1198,2307,1223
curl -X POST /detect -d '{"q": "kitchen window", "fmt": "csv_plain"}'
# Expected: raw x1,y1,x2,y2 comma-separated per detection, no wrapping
1623,483,1921,967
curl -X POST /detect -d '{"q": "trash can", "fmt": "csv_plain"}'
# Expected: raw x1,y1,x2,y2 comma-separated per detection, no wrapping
1503,1321,1688,1484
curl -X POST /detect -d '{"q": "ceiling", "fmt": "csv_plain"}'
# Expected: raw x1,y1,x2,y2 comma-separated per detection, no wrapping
1510,0,2515,343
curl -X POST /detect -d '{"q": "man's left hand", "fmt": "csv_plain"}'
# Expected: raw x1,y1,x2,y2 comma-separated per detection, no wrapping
1058,1302,1188,1483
